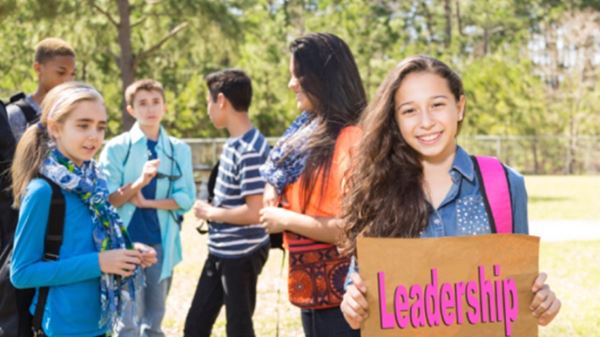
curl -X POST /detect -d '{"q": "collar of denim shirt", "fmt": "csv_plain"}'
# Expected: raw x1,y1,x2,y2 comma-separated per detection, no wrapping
450,145,476,184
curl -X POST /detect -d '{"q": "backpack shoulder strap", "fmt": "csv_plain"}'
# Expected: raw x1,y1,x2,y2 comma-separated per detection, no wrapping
32,176,66,334
207,160,220,203
8,93,26,104
9,93,39,125
38,176,66,259
0,98,16,163
15,101,38,125
471,156,514,234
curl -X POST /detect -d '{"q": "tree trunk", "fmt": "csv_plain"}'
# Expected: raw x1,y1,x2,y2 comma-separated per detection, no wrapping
455,0,463,36
532,134,539,174
420,0,435,43
444,0,452,48
483,26,489,56
566,111,576,174
117,0,135,131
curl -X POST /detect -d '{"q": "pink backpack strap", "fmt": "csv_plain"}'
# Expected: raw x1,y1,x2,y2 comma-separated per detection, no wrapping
471,156,513,234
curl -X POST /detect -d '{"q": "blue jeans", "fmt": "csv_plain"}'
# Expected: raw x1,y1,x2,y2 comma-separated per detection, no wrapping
115,244,171,337
301,307,360,337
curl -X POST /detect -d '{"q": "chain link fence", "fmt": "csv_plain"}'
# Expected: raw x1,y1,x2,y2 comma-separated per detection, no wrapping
458,135,600,174
184,135,600,176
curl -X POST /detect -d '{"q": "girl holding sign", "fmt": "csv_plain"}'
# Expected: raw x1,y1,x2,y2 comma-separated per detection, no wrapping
339,56,560,330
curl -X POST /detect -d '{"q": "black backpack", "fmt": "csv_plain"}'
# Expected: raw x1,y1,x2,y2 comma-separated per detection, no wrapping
0,92,37,249
0,100,17,250
0,176,65,337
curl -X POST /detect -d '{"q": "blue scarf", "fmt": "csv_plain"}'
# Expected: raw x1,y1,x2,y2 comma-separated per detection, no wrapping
260,111,318,194
39,148,136,330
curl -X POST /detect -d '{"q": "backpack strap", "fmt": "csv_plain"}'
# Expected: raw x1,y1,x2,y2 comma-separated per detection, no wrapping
16,101,38,125
0,100,16,203
9,93,39,125
31,176,66,335
196,161,220,235
471,156,514,234
8,93,26,104
207,160,220,203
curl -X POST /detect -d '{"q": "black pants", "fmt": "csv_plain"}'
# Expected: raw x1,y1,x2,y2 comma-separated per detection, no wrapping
301,307,361,337
184,244,269,337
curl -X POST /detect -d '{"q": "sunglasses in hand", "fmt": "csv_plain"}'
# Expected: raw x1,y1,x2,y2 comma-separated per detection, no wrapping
156,171,182,181
196,219,209,235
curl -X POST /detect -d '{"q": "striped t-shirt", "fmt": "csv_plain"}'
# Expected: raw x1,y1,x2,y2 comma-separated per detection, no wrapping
208,127,270,258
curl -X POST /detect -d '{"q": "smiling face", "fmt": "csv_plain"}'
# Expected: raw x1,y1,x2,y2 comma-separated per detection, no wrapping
288,55,314,112
394,71,465,163
50,99,107,166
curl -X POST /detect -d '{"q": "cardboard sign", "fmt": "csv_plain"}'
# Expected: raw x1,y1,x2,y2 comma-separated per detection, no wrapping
356,234,539,337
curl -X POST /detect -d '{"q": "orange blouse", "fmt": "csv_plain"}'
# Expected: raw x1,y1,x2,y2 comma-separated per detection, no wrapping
283,126,362,244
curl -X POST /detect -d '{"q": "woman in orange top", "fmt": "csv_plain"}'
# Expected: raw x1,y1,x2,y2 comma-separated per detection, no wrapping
259,33,367,336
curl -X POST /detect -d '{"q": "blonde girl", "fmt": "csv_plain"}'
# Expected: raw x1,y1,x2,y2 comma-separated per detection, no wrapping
11,82,156,337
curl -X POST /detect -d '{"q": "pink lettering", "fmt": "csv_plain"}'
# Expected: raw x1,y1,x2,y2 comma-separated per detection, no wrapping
466,280,480,324
495,265,505,322
424,268,441,326
479,265,496,323
409,285,426,328
377,271,395,329
454,282,465,324
394,285,409,328
440,282,456,325
371,265,519,337
503,278,518,336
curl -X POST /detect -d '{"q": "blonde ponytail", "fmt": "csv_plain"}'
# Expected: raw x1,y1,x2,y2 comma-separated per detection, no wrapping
11,124,51,207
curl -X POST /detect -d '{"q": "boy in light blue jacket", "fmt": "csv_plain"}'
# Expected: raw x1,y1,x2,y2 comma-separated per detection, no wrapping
99,79,195,337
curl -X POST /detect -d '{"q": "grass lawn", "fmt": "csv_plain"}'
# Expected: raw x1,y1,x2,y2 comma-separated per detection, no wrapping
538,240,600,337
163,218,304,337
526,175,600,221
163,175,600,336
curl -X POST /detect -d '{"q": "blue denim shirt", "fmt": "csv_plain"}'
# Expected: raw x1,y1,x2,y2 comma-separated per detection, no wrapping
422,146,528,237
346,146,528,283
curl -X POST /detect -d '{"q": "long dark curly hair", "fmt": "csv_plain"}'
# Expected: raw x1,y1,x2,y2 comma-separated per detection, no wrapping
340,55,465,255
288,33,367,210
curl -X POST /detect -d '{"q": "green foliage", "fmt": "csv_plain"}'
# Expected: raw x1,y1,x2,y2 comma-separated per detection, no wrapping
461,55,552,136
0,0,598,143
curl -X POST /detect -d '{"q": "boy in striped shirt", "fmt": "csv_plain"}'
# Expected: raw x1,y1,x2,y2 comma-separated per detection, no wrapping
184,69,269,337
